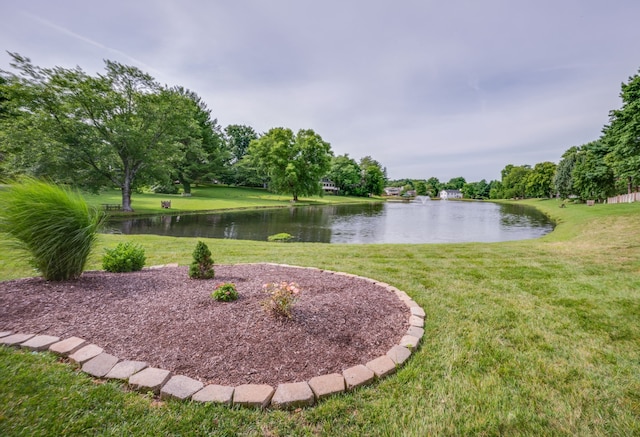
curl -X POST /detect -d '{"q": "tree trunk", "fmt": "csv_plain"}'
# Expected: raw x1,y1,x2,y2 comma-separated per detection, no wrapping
122,174,134,212
627,176,633,194
182,180,191,195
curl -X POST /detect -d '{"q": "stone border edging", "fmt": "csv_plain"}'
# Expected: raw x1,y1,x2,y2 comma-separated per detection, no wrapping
1,263,426,410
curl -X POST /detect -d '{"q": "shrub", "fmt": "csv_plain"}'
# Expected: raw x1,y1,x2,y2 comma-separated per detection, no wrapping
189,241,215,279
0,177,104,281
102,242,146,272
267,232,294,242
211,283,239,302
261,281,301,318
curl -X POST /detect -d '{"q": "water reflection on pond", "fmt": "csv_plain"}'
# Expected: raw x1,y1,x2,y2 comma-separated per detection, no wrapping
105,200,554,244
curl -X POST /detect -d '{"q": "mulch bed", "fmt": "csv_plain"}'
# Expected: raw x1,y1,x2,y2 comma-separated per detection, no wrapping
0,264,409,386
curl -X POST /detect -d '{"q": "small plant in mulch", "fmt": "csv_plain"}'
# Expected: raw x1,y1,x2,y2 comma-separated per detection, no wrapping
211,283,239,302
189,241,215,279
261,281,301,319
102,242,146,273
267,232,294,242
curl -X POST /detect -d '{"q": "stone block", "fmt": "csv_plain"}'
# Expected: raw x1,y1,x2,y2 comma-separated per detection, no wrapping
0,333,35,346
233,384,274,409
0,331,12,338
129,367,172,395
81,353,119,377
20,335,60,351
387,345,412,365
271,382,315,409
365,355,397,378
160,375,204,401
400,335,420,349
49,337,87,356
409,315,424,327
406,326,424,339
308,373,345,400
192,385,234,404
165,263,179,268
343,365,375,390
105,360,148,380
69,344,104,364
410,306,426,317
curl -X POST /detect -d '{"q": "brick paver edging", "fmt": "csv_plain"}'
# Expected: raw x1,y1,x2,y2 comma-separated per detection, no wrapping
1,263,426,410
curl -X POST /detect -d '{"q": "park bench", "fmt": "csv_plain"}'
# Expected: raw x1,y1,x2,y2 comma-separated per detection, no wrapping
102,204,122,211
587,200,595,206
161,200,171,209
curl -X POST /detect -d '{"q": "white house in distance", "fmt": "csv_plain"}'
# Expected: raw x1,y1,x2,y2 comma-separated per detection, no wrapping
440,189,463,200
321,178,339,194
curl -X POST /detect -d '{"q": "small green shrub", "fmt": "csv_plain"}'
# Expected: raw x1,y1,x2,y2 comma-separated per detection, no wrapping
0,177,104,281
267,232,294,242
189,241,215,279
102,242,146,273
212,283,239,302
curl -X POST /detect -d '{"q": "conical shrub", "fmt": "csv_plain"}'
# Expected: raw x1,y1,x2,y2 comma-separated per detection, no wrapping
0,177,105,281
188,240,215,279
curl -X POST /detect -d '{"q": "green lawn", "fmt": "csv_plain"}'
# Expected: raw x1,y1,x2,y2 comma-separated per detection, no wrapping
83,185,383,216
1,199,639,436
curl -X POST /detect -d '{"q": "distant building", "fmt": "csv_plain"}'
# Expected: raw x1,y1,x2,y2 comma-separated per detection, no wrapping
384,187,402,196
321,179,339,194
440,189,463,200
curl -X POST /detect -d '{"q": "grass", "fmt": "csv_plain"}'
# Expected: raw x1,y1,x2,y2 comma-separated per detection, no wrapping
83,184,383,216
1,198,640,435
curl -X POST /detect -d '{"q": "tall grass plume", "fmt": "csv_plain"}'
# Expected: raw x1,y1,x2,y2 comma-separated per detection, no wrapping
0,177,104,280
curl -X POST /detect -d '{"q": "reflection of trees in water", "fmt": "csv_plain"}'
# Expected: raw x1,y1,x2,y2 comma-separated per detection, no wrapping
498,204,552,228
105,202,551,243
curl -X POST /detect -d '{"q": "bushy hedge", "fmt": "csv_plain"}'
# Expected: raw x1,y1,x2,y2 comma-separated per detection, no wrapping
102,242,146,273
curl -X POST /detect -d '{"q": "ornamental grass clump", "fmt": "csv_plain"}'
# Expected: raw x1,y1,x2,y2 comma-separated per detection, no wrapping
189,241,215,279
261,281,301,318
0,177,104,281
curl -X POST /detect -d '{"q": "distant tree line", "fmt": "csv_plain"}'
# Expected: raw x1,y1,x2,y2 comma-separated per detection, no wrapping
393,66,640,202
0,53,387,209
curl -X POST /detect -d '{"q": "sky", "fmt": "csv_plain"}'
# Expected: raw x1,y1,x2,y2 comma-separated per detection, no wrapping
2,1,639,182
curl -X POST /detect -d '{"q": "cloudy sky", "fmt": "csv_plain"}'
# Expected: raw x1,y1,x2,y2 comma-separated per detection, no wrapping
2,1,639,182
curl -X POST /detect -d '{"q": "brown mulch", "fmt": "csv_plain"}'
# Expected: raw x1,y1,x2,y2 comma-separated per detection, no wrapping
0,264,409,386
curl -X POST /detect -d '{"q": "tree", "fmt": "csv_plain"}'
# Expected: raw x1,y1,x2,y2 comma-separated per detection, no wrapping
170,87,228,195
488,180,503,199
326,154,361,196
221,124,260,186
462,179,490,199
444,176,466,190
0,53,196,211
425,177,442,197
359,156,386,196
501,164,531,199
554,147,580,199
602,68,640,194
415,181,428,196
245,127,333,201
572,141,616,201
526,161,557,198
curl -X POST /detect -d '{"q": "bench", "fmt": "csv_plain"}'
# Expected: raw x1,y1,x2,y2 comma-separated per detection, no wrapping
102,204,122,211
586,200,595,206
161,200,171,209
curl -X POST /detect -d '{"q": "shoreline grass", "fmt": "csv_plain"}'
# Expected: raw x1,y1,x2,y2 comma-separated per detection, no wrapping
1,198,640,435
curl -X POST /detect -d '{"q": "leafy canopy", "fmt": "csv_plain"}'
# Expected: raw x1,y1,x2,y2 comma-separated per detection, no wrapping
246,127,333,201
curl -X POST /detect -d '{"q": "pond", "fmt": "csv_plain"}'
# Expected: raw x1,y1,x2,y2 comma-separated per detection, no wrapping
105,200,554,244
